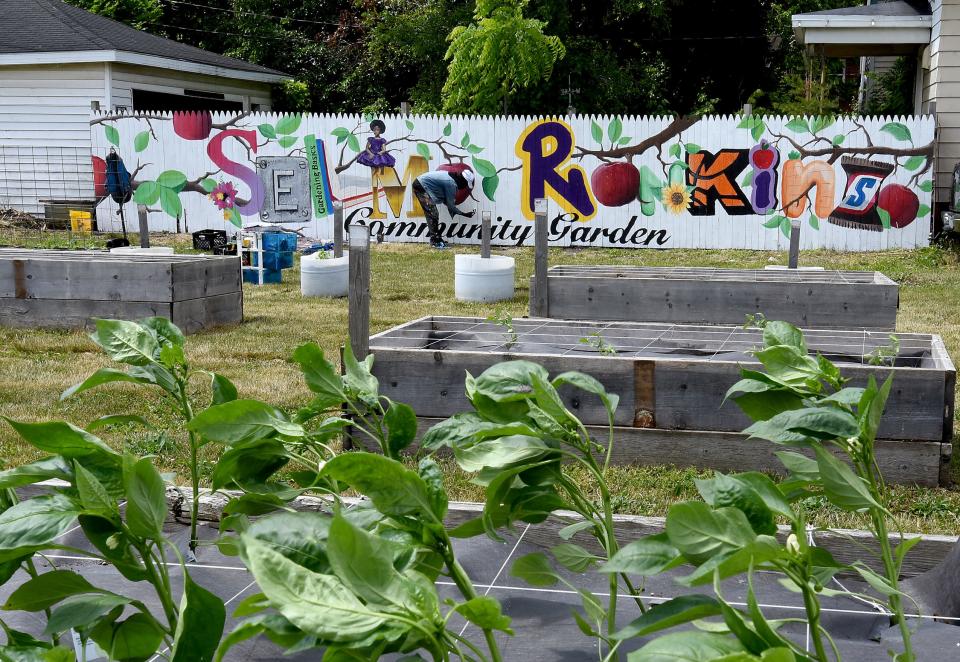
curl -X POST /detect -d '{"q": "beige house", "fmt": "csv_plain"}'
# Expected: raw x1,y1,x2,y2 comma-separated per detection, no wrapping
793,0,960,223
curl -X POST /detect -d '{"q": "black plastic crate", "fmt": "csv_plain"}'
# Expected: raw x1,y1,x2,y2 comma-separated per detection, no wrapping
192,230,228,251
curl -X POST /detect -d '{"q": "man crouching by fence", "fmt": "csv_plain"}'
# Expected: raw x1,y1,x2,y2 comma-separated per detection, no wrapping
411,169,476,248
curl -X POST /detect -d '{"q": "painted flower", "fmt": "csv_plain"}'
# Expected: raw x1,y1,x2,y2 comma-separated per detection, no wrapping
661,182,690,215
209,182,238,210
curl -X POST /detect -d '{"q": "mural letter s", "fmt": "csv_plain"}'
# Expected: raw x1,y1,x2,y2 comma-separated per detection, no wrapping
517,120,596,221
207,129,265,216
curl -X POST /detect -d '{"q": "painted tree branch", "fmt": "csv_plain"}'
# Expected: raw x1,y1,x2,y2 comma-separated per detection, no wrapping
90,114,170,125
770,132,933,165
573,116,701,160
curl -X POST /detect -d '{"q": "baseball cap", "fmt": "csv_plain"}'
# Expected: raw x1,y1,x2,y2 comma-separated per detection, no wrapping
463,170,475,189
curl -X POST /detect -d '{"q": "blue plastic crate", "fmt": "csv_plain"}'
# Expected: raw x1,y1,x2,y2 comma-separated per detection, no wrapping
250,251,293,270
243,267,282,284
262,232,298,252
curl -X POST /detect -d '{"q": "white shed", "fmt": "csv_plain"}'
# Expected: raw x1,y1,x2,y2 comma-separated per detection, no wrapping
0,0,287,219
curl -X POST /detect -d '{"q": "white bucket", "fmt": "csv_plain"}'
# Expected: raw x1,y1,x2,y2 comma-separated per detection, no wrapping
301,254,349,297
455,254,515,302
109,247,175,255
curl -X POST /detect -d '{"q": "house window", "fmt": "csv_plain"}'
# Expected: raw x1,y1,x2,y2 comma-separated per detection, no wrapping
131,89,243,112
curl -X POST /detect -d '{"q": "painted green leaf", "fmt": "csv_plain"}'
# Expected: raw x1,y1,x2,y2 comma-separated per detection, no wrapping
157,170,187,192
832,133,846,146
811,116,835,134
133,131,150,153
684,143,701,154
763,215,785,229
416,143,431,160
902,155,925,171
808,212,819,230
200,178,218,193
104,125,120,147
258,124,277,139
607,117,623,143
228,207,242,228
331,127,350,138
159,186,182,219
788,150,801,161
669,143,681,159
275,115,301,135
918,204,931,217
133,181,161,206
346,134,361,153
442,122,452,137
751,121,766,141
405,119,415,131
467,144,484,154
878,207,892,230
482,174,499,201
919,180,934,192
881,122,912,142
737,116,755,129
278,136,297,149
741,170,753,188
779,217,792,239
472,157,497,179
591,121,603,144
785,118,810,134
618,136,632,145
460,131,470,148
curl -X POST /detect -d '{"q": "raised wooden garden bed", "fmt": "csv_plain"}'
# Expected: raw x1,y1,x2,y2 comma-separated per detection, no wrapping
370,316,954,486
532,266,899,330
0,249,242,333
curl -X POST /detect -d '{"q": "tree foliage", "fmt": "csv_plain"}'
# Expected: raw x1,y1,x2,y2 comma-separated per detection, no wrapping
442,0,565,114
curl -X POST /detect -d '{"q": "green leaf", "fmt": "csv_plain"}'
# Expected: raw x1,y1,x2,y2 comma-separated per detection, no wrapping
454,434,551,472
785,118,809,134
591,121,603,144
751,121,766,141
455,597,513,633
77,514,149,582
104,125,120,146
832,134,846,146
460,131,470,148
331,127,350,138
780,217,792,239
384,401,417,456
321,453,439,522
917,204,931,217
442,122,452,136
170,571,226,662
418,457,448,522
559,520,595,540
878,207,892,230
551,543,600,573
482,174,499,201
346,134,361,152
211,438,288,491
471,157,497,179
258,124,277,139
133,131,150,153
200,177,218,193
601,533,682,576
881,122,912,142
733,472,794,521
210,372,238,406
133,181,161,206
157,170,187,192
665,503,756,565
763,321,806,352
75,462,115,514
814,445,882,512
614,595,721,640
473,361,548,402
188,399,304,444
3,569,103,611
467,144,484,154
227,207,242,228
919,180,934,193
684,143,701,154
0,457,70,490
629,630,747,661
3,418,115,457
91,319,160,366
808,212,819,230
44,593,131,635
551,371,619,419
695,473,777,535
679,535,783,586
510,552,559,587
124,456,166,538
93,612,165,661
159,186,183,219
669,143,681,159
278,136,297,149
416,143,431,160
810,116,834,134
775,451,820,482
291,342,346,408
608,117,623,143
788,150,800,160
762,215,784,229
342,342,378,402
240,536,389,642
275,115,302,135
902,155,925,171
618,136,632,145
741,170,753,187
245,511,332,573
0,495,79,562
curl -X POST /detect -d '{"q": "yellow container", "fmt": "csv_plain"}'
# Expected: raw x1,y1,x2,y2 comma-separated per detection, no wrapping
69,209,94,233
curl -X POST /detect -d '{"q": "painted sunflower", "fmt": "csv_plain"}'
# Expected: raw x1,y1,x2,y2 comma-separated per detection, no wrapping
661,182,690,215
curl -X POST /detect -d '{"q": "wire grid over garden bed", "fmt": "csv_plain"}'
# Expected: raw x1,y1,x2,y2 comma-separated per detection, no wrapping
545,266,887,283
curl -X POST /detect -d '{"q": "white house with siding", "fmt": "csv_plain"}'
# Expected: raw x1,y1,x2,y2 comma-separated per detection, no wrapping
792,0,960,226
0,0,287,218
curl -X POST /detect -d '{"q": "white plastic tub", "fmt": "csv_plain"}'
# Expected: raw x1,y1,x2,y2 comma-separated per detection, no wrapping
301,253,349,298
109,247,175,255
455,254,515,302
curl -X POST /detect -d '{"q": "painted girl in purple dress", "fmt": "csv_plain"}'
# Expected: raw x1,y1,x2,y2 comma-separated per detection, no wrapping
357,119,396,174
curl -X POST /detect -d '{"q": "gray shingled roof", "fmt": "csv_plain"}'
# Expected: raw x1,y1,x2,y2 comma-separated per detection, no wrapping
798,1,931,18
0,0,286,76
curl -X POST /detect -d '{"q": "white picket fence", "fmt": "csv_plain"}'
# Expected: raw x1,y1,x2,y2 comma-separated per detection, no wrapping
90,111,936,251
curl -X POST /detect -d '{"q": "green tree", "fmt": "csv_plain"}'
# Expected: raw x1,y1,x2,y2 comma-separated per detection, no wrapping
443,0,565,114
66,0,161,30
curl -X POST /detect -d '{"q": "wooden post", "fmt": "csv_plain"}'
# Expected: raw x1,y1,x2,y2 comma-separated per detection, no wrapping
333,200,344,258
348,224,370,360
742,103,752,116
531,198,549,317
480,211,492,259
788,219,801,269
137,205,150,248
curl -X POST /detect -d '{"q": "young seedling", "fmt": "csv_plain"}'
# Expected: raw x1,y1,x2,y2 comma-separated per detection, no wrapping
866,334,900,366
488,307,519,348
743,312,768,329
580,330,618,355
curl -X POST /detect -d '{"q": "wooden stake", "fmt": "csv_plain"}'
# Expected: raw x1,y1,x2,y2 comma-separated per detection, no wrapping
333,200,344,258
481,211,491,259
531,198,549,317
788,219,801,269
348,224,370,359
137,205,150,248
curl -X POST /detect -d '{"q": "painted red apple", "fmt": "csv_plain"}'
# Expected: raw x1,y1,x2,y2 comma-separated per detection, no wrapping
591,162,640,207
438,163,474,204
752,145,776,170
172,111,213,141
878,184,920,228
91,156,107,198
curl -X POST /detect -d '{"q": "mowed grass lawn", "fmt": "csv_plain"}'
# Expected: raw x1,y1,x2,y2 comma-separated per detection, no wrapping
3,233,960,535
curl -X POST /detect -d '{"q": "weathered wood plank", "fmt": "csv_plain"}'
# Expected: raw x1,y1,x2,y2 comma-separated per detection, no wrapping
0,257,175,302
170,259,241,301
0,297,171,328
171,292,243,333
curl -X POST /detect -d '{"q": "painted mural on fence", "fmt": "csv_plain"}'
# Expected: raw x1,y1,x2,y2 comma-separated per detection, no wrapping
89,111,935,250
